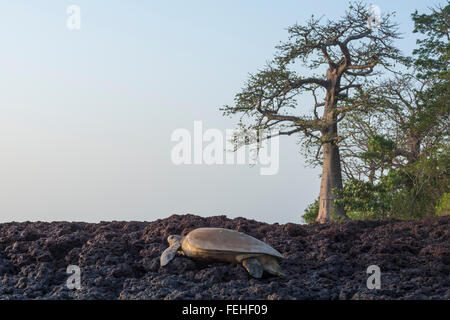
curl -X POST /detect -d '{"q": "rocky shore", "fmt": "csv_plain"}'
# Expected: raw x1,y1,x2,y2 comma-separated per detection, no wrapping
0,214,448,299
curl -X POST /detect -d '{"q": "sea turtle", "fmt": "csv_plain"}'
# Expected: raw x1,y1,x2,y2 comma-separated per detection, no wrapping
160,227,285,278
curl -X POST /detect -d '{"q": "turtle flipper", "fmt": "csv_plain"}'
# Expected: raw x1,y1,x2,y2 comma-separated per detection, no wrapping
242,258,263,278
160,242,181,266
261,256,286,277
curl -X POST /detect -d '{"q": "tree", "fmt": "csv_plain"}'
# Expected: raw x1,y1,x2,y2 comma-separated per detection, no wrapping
339,71,448,183
411,4,450,218
412,4,449,80
222,2,402,223
339,4,449,183
328,4,449,221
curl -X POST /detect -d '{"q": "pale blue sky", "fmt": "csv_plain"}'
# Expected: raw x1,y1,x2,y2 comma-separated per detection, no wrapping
0,1,440,223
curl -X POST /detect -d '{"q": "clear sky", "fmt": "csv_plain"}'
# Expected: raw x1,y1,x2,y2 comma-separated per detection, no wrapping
0,0,441,224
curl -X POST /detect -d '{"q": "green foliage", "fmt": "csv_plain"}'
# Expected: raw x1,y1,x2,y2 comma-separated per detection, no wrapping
412,4,449,80
302,198,319,224
334,179,394,220
326,147,448,222
436,193,450,216
360,135,396,165
412,4,450,146
395,146,450,219
303,144,449,223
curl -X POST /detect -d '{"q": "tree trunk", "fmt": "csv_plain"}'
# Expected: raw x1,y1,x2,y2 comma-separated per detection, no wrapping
316,139,347,223
407,136,421,163
316,70,347,223
368,161,376,184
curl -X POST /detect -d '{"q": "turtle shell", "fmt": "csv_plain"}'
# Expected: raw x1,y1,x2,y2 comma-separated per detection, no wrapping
183,227,284,259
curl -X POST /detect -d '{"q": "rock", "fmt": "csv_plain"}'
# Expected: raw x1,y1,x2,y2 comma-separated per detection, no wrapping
0,215,448,299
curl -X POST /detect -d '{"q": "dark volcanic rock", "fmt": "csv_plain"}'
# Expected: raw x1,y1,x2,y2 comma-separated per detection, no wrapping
0,214,449,299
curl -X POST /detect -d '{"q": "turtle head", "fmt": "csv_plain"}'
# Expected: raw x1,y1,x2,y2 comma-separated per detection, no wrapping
160,235,183,267
167,235,182,246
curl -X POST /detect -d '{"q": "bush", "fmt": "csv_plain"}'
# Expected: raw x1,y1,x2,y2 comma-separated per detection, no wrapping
303,147,449,223
436,192,450,216
302,198,319,224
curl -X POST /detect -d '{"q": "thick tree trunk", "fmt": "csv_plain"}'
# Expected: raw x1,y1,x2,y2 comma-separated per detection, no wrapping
316,70,347,223
316,138,347,223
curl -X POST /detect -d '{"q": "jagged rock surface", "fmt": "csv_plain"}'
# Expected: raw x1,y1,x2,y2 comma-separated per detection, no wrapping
0,214,448,299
